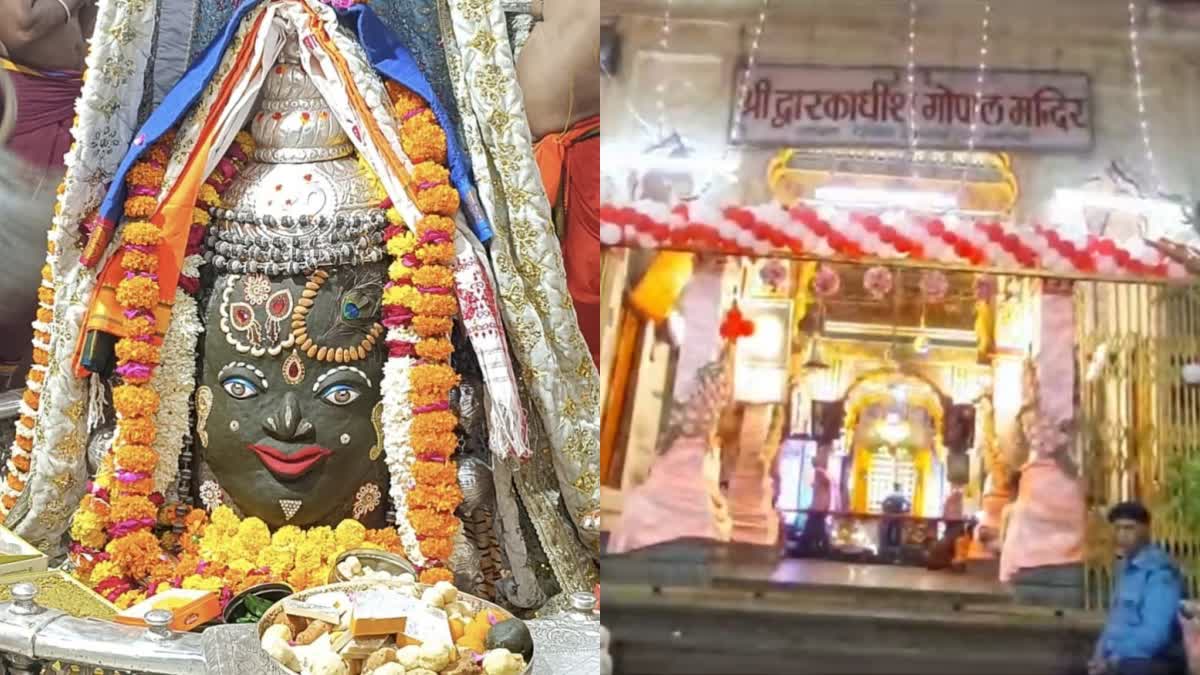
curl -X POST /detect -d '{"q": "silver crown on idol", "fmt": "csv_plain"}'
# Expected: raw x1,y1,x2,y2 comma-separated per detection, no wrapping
207,31,385,277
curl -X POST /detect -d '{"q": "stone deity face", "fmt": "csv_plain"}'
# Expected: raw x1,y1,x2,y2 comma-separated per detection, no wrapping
198,265,390,529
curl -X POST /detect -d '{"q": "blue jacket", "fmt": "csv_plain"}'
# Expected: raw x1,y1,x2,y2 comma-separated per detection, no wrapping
1097,544,1184,661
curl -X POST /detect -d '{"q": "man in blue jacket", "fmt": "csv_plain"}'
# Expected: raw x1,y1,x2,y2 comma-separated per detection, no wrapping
1090,501,1186,675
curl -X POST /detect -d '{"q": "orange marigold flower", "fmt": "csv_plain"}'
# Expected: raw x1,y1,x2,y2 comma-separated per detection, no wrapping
21,390,38,410
125,316,157,338
409,482,463,511
412,162,449,186
33,331,49,344
110,495,157,523
126,162,165,188
146,144,171,166
15,435,32,452
415,186,459,218
411,410,458,436
415,337,454,362
40,264,53,282
116,276,160,311
413,461,457,485
419,567,454,585
6,473,24,491
106,530,162,579
115,338,161,366
36,308,52,324
411,432,459,459
416,241,456,265
122,221,164,247
11,454,30,473
121,250,159,273
37,287,54,306
112,384,160,419
418,537,454,561
124,196,158,219
412,316,454,338
364,527,402,552
114,444,158,474
408,508,461,539
413,293,458,318
412,265,454,288
411,364,460,395
388,85,426,117
120,417,157,446
115,476,154,497
32,349,49,366
401,111,448,165
2,494,16,511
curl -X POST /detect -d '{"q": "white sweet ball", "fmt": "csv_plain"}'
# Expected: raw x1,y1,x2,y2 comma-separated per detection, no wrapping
416,641,455,672
304,650,348,675
373,664,406,675
262,624,292,644
396,645,422,668
434,580,458,605
421,587,446,608
482,648,526,675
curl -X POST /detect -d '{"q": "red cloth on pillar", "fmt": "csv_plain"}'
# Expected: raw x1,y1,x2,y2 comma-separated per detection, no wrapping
1,58,82,174
535,115,600,368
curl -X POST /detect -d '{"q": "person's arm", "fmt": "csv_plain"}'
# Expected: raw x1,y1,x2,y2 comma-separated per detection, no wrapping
517,0,600,139
0,0,90,52
1104,569,1184,660
78,0,98,42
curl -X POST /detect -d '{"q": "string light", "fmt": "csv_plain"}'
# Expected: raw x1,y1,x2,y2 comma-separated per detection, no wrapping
965,2,991,156
655,0,674,137
1127,0,1165,195
728,0,771,148
905,0,920,177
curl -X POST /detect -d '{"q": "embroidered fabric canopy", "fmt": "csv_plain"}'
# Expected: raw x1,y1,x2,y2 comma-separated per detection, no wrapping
599,198,1199,282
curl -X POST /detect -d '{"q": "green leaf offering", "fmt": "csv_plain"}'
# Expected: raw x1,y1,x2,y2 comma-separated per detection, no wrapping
238,594,274,622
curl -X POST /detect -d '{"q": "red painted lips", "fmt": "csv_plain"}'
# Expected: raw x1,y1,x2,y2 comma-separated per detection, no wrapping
248,444,332,479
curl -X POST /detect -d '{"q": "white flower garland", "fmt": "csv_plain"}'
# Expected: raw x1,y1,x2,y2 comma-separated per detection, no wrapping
149,290,202,493
381,328,427,569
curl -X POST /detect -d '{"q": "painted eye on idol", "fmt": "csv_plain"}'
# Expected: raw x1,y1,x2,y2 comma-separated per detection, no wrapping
319,383,361,406
221,377,260,400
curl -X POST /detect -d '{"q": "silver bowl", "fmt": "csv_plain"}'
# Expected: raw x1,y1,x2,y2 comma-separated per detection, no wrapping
257,580,533,675
327,549,417,584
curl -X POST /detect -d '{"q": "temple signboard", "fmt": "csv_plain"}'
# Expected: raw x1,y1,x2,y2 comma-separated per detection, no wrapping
734,64,1093,152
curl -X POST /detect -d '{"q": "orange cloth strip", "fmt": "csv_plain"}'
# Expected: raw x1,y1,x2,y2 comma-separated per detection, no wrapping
73,11,269,377
534,115,600,210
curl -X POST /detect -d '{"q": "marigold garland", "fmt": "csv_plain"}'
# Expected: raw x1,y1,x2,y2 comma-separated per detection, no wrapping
382,82,464,583
70,129,255,608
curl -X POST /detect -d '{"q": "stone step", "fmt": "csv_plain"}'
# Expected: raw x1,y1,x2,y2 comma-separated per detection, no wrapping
604,584,1101,675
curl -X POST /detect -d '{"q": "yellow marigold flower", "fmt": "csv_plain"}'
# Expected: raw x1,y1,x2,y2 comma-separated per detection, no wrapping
234,517,271,555
115,590,147,610
89,560,123,585
124,196,158,219
388,259,414,282
192,208,211,227
71,511,108,551
210,505,241,532
386,231,416,257
386,206,404,226
197,183,220,208
182,574,225,593
334,520,366,551
121,221,164,247
382,285,406,307
271,525,304,551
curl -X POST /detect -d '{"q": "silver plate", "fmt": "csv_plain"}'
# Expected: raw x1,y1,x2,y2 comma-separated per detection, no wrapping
256,580,533,675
